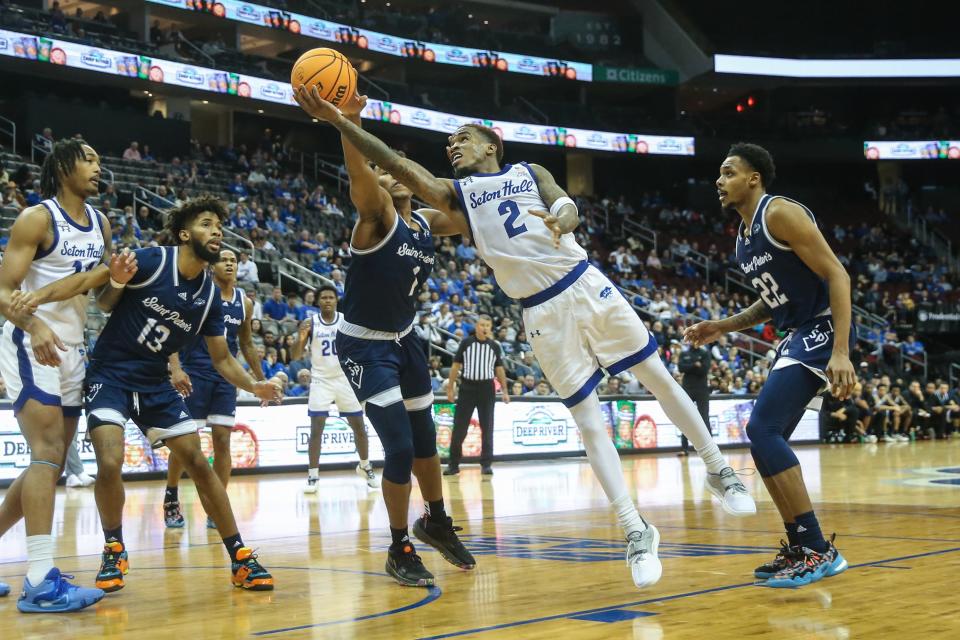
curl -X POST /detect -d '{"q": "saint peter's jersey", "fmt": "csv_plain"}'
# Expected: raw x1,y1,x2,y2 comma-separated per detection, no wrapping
180,287,245,381
453,163,587,300
87,246,224,391
309,311,345,382
23,198,105,344
342,210,434,333
735,194,830,331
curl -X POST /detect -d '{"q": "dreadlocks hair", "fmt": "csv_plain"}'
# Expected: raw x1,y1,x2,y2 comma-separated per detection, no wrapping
727,142,776,189
39,138,90,198
164,195,229,245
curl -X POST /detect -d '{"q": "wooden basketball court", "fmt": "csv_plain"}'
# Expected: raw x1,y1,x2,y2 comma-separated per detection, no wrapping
3,442,960,639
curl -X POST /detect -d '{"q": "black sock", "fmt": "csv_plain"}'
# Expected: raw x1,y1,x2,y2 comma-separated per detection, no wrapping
390,526,410,547
794,511,828,553
165,486,178,503
223,533,244,562
104,526,123,545
785,522,799,547
425,499,447,524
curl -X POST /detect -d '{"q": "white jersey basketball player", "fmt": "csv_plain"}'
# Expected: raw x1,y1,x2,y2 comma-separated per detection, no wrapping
0,139,135,612
292,284,378,491
300,92,757,590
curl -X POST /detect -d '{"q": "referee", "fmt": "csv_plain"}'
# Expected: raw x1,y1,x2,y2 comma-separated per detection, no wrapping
444,315,510,476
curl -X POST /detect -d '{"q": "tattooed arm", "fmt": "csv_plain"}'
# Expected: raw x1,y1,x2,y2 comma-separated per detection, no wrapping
683,299,771,348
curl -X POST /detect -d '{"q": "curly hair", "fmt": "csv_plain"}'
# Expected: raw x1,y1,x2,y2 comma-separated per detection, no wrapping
164,195,228,245
727,142,776,189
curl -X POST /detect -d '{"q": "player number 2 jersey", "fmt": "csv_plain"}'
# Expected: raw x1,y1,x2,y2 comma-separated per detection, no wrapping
20,198,105,345
454,163,587,299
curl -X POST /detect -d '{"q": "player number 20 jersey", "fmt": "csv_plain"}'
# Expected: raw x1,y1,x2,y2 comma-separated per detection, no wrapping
309,311,346,382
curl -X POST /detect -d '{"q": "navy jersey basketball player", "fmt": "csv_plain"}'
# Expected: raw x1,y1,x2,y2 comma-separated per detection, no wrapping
686,143,855,588
84,197,281,593
299,90,475,588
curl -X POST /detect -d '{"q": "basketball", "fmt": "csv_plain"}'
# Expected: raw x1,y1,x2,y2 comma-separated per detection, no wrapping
290,47,356,108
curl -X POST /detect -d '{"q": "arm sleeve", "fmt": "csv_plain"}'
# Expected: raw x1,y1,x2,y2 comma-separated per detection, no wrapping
201,288,226,337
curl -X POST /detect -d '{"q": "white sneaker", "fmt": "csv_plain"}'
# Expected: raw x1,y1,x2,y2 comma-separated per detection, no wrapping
356,463,380,489
882,434,895,443
77,472,96,487
865,435,878,444
895,433,909,442
706,467,757,516
65,474,83,488
626,524,662,589
304,477,318,494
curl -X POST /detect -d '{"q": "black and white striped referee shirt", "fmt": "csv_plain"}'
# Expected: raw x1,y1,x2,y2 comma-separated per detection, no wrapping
454,336,503,381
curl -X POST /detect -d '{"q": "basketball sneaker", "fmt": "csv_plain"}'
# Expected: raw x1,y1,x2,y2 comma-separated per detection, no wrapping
412,514,476,570
0,580,9,597
442,466,459,476
386,541,435,587
231,548,274,591
706,467,757,516
357,463,380,489
207,516,217,530
304,477,318,494
763,536,845,588
95,541,129,592
626,524,662,589
17,568,104,613
164,501,185,528
754,540,798,579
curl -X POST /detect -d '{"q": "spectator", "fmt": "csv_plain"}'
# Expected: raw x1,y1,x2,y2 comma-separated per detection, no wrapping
123,141,142,161
902,335,925,357
296,290,319,321
141,145,156,163
322,196,344,216
524,380,554,397
237,251,259,283
288,369,312,397
263,287,291,321
262,347,285,379
456,237,478,261
34,127,54,152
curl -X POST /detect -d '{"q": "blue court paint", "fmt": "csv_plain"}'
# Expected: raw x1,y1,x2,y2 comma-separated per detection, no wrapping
571,610,656,623
930,479,960,486
253,586,442,636
416,546,960,639
869,565,912,570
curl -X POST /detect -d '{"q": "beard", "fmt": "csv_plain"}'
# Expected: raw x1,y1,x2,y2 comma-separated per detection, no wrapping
192,236,221,263
452,165,470,179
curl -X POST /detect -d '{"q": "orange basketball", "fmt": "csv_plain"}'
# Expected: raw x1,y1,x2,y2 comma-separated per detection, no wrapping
291,47,356,108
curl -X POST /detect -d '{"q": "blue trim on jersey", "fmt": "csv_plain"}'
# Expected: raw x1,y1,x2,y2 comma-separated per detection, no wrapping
93,206,107,240
518,161,537,182
62,406,82,418
466,164,513,178
35,202,60,260
519,260,589,309
53,197,94,232
340,410,364,417
561,368,604,408
11,328,61,413
308,410,330,417
452,179,478,240
317,312,339,326
606,338,660,376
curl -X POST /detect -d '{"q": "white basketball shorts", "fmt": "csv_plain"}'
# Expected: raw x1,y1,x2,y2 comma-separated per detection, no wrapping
0,321,86,417
308,372,363,416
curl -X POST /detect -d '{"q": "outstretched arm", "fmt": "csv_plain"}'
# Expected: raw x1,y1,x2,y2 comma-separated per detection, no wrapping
207,335,281,404
294,86,460,215
525,163,579,248
336,92,394,222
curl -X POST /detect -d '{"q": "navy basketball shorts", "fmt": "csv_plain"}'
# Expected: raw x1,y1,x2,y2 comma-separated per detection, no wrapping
85,381,198,448
771,313,857,386
185,374,237,428
336,331,433,405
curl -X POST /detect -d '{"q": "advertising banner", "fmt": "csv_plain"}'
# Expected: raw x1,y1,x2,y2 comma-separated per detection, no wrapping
0,28,694,156
863,140,960,160
148,0,593,81
716,54,960,78
0,397,818,481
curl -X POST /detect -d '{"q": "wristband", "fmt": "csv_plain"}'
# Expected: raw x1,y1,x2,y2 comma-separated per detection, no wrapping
549,196,577,218
109,277,125,289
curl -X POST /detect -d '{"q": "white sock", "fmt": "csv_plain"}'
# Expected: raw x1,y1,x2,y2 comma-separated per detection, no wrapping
308,468,319,479
569,394,647,536
359,459,370,469
630,358,727,474
26,534,55,585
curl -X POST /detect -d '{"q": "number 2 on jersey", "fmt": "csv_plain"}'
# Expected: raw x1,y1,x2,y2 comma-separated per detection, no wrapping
498,200,528,238
752,272,789,308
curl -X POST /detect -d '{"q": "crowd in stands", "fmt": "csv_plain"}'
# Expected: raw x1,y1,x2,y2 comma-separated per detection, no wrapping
2,121,959,444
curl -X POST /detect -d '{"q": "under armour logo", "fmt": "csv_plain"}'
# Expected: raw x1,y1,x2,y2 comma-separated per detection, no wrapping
600,286,613,299
529,329,542,338
58,222,71,233
343,357,364,389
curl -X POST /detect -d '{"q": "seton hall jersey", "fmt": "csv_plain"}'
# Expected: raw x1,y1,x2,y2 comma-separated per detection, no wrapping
21,198,105,345
87,246,224,392
179,286,245,382
454,163,587,299
342,210,434,332
309,311,345,381
735,194,830,331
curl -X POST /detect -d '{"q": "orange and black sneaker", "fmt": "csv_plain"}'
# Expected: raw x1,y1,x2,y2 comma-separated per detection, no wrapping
386,541,435,587
231,548,274,591
96,541,129,592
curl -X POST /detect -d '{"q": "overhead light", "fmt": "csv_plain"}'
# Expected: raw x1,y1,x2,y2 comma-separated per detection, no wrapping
468,13,473,18
484,20,489,25
143,90,149,94
312,118,318,123
257,109,264,114
202,100,209,104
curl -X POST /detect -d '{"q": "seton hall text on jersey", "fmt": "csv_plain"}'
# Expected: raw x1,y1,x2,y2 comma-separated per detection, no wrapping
60,240,105,259
740,252,774,274
142,296,194,332
468,178,535,208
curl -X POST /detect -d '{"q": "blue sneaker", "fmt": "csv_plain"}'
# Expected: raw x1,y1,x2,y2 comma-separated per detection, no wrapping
0,581,9,597
762,547,824,588
17,568,104,613
820,535,848,578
